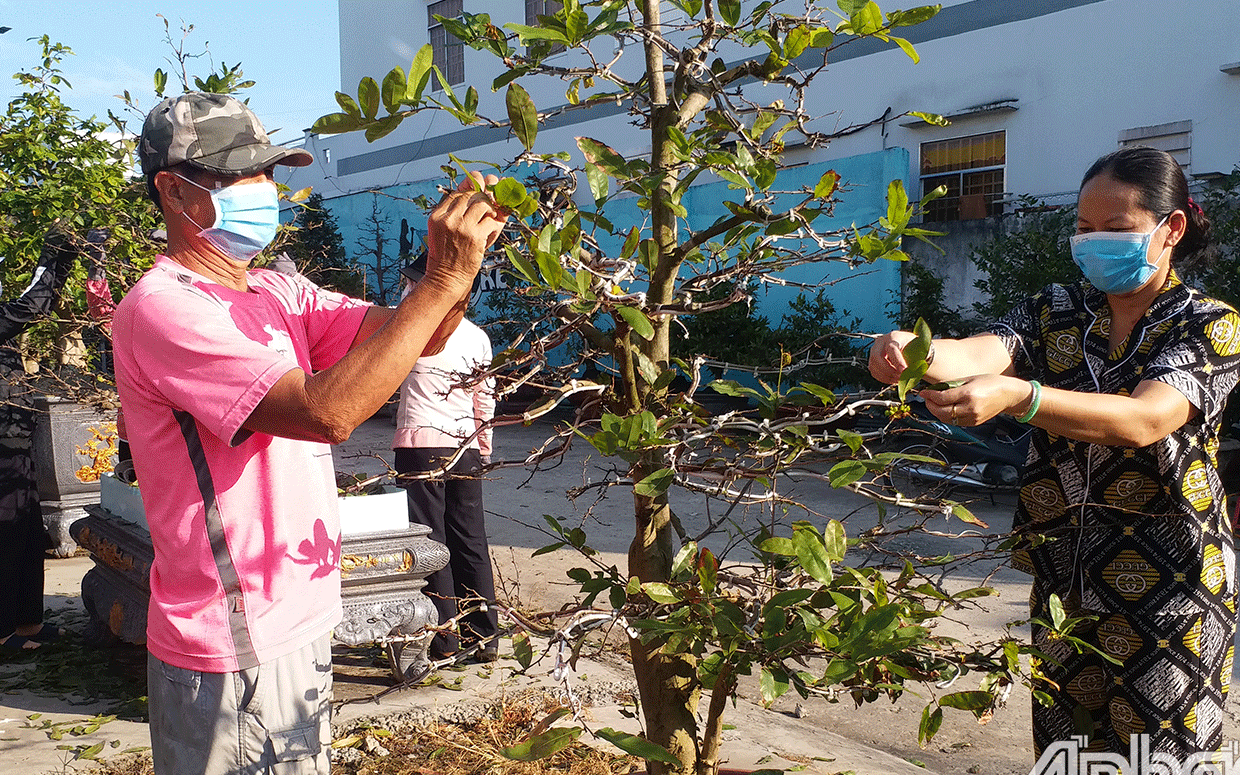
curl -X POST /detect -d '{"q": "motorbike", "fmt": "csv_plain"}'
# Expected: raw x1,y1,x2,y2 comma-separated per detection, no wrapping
881,396,1032,500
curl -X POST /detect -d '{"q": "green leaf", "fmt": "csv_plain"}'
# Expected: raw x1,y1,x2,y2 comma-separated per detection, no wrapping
335,91,361,117
619,226,640,259
564,7,590,44
837,428,864,453
697,548,718,594
357,77,380,119
634,468,674,498
618,306,655,340
153,68,168,96
364,115,403,142
532,542,565,557
493,178,529,209
585,162,609,203
851,1,884,34
504,246,539,285
760,536,796,556
311,112,364,136
889,5,941,28
595,729,680,764
408,45,435,103
792,524,833,585
951,503,989,529
813,169,840,199
800,382,836,405
784,25,812,58
715,169,750,190
886,179,909,230
897,318,934,400
381,67,407,113
918,706,943,748
718,0,741,25
636,239,659,272
937,691,994,711
501,727,582,760
671,542,698,578
893,35,920,64
503,22,571,44
759,667,790,706
642,581,681,604
1049,593,1066,631
828,459,866,489
75,741,105,760
505,83,538,151
822,519,846,563
710,379,758,399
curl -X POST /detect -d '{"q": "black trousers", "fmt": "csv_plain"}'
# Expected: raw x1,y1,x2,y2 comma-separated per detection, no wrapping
0,449,48,637
394,447,498,655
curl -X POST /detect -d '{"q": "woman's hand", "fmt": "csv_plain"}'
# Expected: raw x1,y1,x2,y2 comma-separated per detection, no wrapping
920,374,1033,426
868,330,920,384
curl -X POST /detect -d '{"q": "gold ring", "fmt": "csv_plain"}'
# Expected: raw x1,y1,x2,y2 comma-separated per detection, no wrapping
951,405,957,423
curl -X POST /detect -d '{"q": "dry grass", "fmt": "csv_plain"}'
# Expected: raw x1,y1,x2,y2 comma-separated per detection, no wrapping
332,697,639,775
83,697,637,775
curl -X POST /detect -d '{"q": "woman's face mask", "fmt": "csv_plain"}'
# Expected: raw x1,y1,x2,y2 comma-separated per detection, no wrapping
177,173,280,261
1069,216,1169,295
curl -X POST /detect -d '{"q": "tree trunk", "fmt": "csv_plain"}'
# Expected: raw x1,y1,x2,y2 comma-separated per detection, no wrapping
627,2,709,771
628,455,701,774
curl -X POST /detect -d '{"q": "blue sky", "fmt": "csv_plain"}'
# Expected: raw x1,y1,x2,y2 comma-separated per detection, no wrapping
0,0,340,142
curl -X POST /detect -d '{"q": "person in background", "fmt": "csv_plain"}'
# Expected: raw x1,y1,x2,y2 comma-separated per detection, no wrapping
115,91,504,775
0,226,79,650
393,255,499,662
870,146,1240,761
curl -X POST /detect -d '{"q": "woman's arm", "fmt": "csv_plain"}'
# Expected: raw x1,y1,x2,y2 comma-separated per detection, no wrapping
921,373,1193,448
868,331,1015,384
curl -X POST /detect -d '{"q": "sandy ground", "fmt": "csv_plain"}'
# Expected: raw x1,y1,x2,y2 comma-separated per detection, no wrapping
333,413,1240,775
5,413,1238,775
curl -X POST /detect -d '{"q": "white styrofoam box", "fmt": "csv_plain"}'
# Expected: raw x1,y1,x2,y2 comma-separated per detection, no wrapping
338,486,409,535
101,475,408,536
100,472,149,530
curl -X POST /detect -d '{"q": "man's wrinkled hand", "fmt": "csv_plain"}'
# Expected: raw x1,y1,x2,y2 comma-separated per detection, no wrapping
424,172,508,298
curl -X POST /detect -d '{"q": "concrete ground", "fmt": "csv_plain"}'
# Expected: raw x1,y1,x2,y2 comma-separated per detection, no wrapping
4,415,1240,774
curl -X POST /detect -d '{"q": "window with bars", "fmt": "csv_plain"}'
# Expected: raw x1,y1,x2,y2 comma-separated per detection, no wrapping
1119,120,1192,175
428,0,464,89
919,131,1006,222
525,0,565,54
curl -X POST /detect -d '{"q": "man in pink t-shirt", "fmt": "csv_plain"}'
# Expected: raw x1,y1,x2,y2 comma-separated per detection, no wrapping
115,92,505,775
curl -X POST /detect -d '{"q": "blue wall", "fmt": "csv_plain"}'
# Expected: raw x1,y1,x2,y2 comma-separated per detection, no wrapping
291,146,907,347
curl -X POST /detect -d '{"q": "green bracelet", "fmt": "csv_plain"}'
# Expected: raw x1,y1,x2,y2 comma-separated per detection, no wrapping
1016,380,1042,423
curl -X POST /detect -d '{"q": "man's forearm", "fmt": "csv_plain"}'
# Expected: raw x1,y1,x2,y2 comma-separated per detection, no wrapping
244,277,471,443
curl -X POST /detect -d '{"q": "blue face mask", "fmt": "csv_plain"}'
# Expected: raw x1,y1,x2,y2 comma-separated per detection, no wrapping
178,174,280,261
1069,217,1168,295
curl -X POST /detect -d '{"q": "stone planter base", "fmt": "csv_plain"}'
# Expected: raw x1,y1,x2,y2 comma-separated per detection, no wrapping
43,492,98,558
71,505,449,679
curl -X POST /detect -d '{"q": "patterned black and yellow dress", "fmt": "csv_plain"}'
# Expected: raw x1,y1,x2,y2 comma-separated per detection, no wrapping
990,274,1240,758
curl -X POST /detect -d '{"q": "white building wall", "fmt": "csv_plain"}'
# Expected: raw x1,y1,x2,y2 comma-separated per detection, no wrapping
288,0,1240,207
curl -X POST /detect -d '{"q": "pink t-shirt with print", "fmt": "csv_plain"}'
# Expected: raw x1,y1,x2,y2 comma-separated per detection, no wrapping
113,257,370,673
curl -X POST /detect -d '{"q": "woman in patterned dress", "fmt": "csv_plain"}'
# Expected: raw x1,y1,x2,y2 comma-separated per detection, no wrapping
869,146,1240,760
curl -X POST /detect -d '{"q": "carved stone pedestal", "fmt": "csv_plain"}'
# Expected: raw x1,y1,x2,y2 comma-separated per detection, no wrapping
335,526,450,680
71,505,449,680
34,397,114,557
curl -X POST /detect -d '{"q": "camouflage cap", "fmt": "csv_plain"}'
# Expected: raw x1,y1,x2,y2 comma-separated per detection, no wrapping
139,92,312,176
